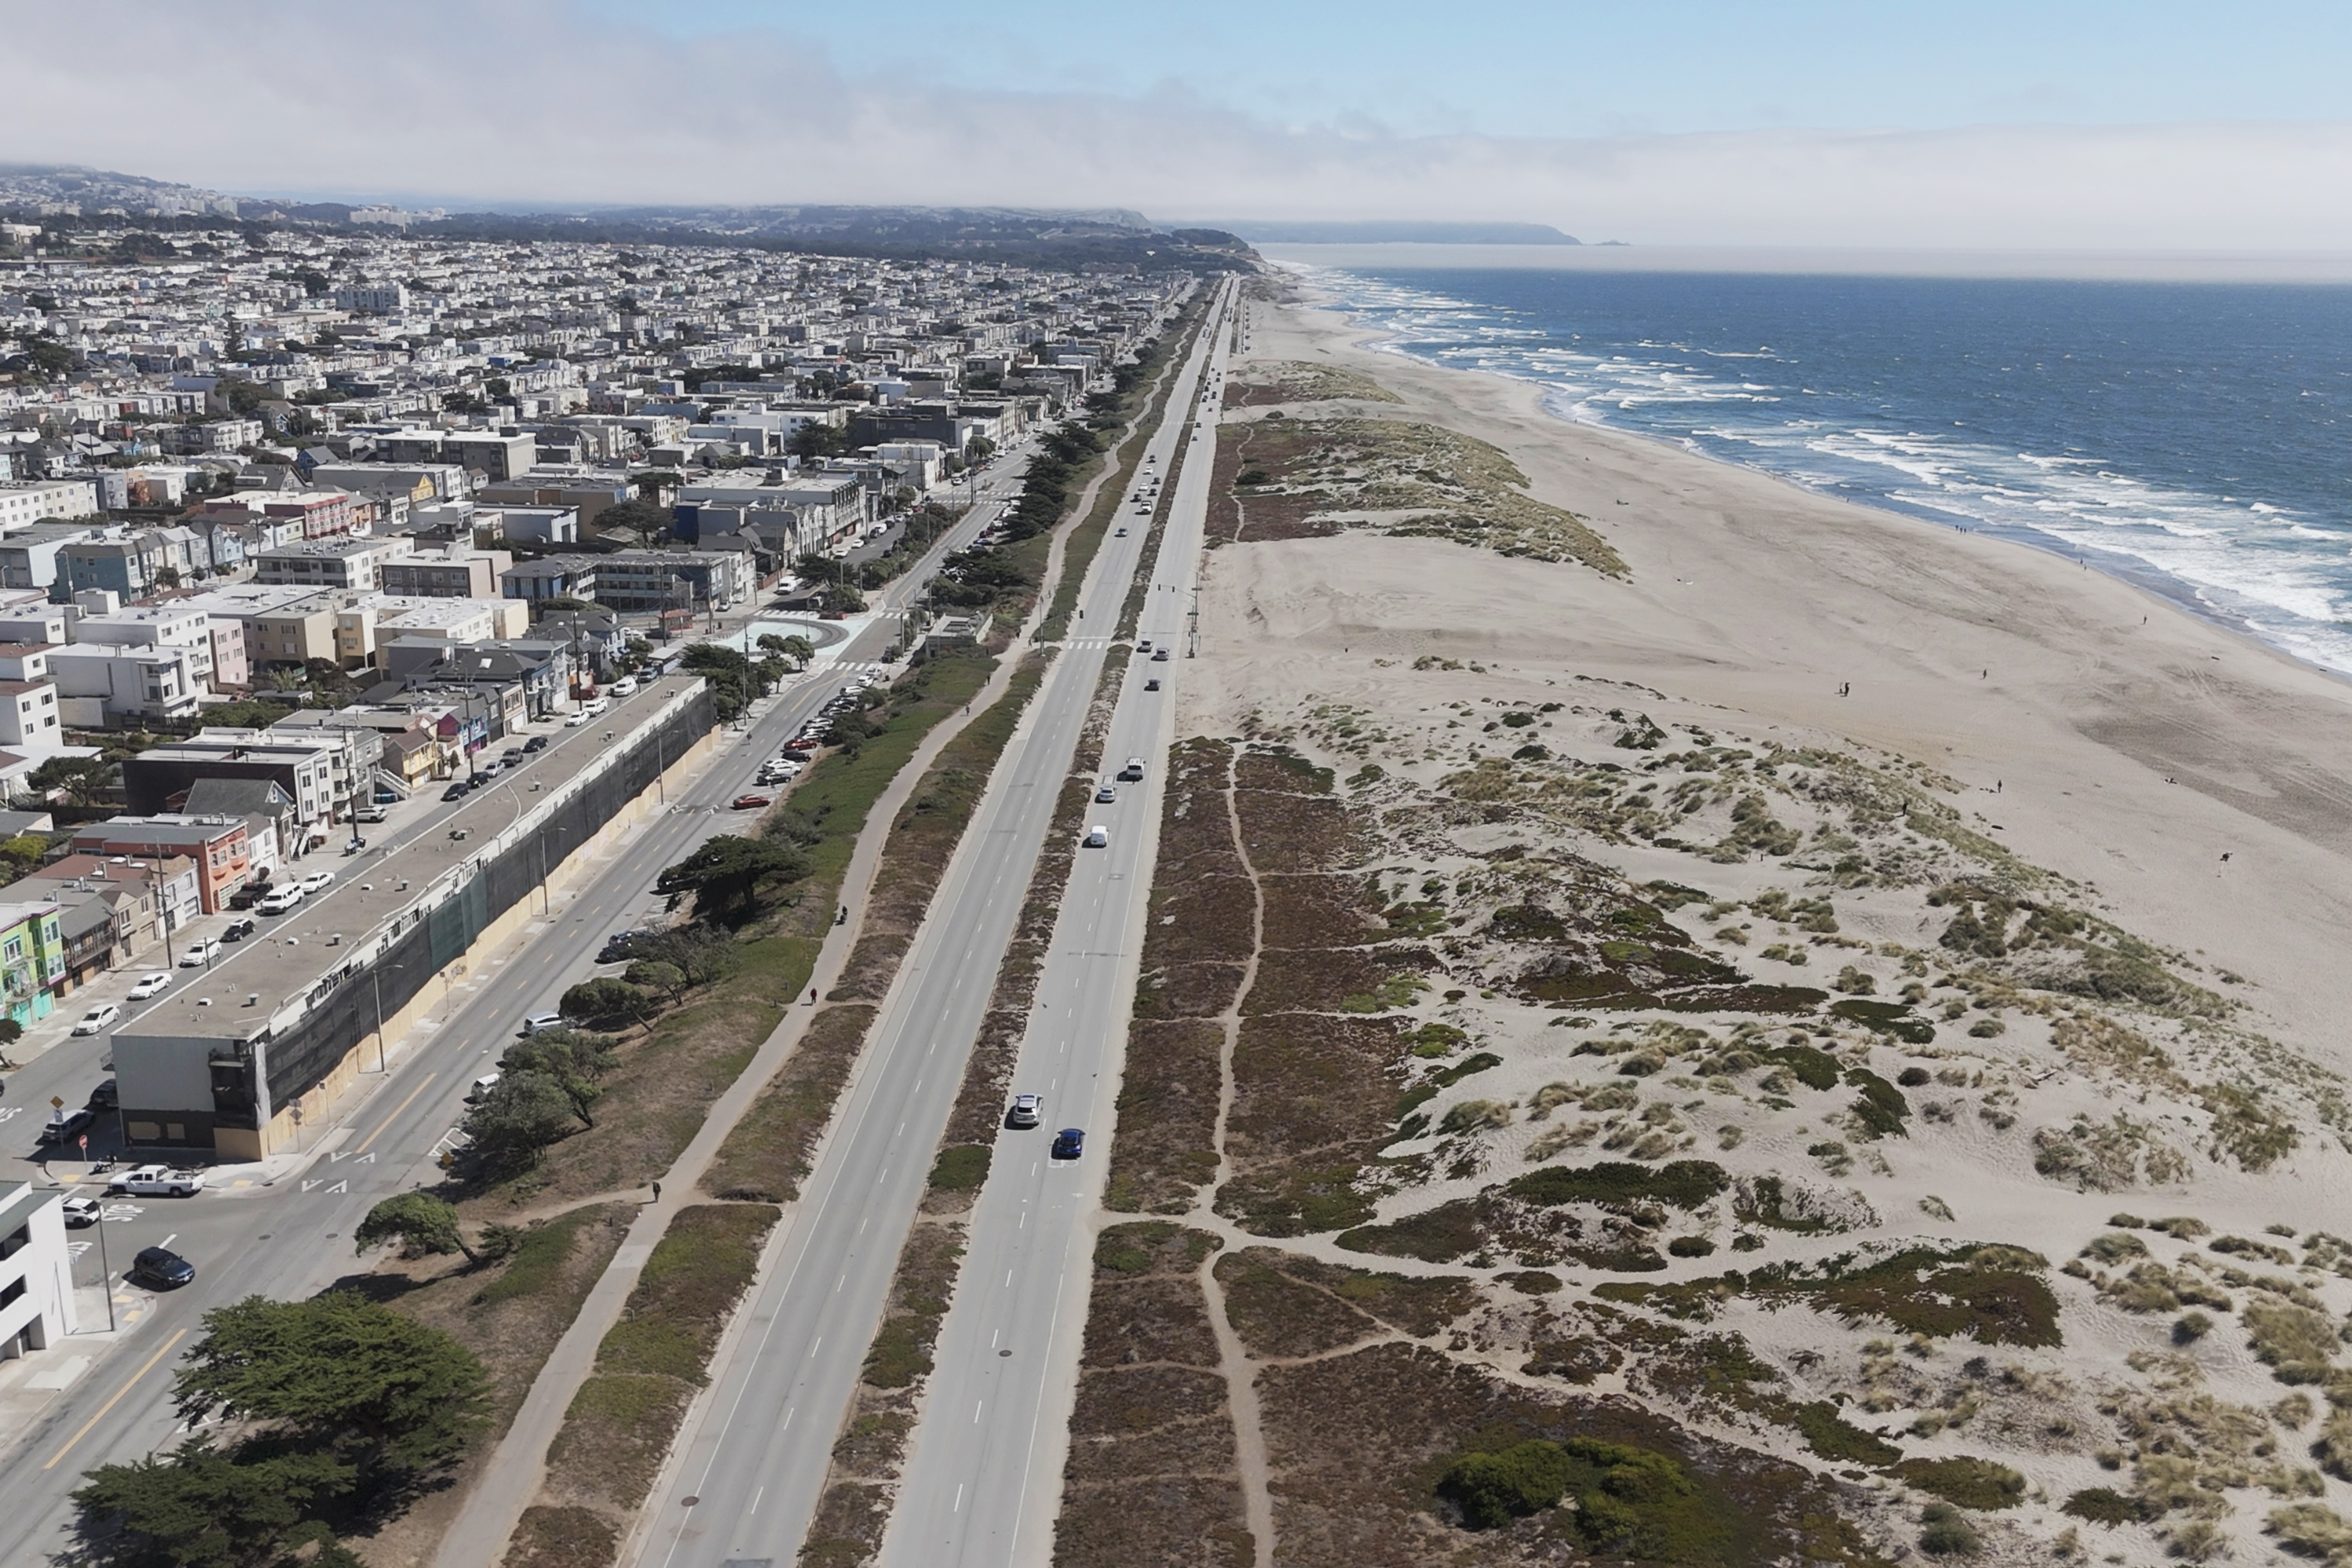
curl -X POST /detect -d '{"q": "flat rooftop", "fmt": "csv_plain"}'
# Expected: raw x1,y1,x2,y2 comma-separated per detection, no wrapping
114,673,703,1044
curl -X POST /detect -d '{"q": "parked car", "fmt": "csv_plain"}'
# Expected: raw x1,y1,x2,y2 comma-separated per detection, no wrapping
298,869,335,895
89,1077,118,1109
109,1164,206,1197
61,1196,100,1228
373,786,401,803
221,918,257,943
475,759,503,779
500,750,524,766
176,938,220,968
1008,1094,1043,1128
39,1106,96,1142
608,677,638,696
256,885,303,916
129,1246,195,1289
467,1072,501,1102
227,885,264,910
72,1004,119,1035
732,793,771,810
355,803,389,823
441,781,472,802
523,735,550,753
1051,1127,1087,1160
126,971,172,1000
1083,825,1109,848
519,1012,565,1036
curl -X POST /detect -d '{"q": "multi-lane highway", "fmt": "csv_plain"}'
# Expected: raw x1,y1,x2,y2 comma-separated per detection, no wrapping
628,276,1237,1568
0,440,1036,1562
876,285,1232,1568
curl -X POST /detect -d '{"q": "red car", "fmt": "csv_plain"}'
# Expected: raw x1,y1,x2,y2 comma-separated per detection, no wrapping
731,793,772,810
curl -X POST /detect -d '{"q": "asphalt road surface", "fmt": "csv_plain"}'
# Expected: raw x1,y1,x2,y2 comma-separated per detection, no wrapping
0,447,1031,1562
629,278,1234,1568
877,285,1232,1568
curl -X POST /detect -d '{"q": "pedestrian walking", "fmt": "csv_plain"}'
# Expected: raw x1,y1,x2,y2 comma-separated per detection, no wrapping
651,1181,661,1204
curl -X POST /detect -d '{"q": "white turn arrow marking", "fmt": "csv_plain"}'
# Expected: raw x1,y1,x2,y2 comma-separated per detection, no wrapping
301,1179,323,1192
325,1181,347,1195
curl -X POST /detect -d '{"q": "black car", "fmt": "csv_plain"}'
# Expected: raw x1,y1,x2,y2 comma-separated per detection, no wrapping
89,1077,118,1109
129,1246,195,1289
227,886,262,910
441,781,471,802
523,735,550,753
1051,1127,1086,1160
221,917,257,942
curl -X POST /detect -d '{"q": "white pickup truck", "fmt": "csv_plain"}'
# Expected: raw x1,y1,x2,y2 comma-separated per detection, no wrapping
107,1164,206,1198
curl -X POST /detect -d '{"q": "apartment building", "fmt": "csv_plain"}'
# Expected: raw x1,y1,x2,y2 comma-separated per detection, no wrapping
253,535,411,594
0,1184,78,1359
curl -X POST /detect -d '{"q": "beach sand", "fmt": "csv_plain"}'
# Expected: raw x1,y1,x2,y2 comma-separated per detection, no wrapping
1095,282,2352,1565
1196,294,2352,1042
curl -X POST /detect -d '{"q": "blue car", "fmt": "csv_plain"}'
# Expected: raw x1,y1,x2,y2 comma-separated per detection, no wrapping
1051,1127,1085,1160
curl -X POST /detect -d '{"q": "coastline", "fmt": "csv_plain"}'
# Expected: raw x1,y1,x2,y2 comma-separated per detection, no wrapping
1192,285,2352,1044
1279,260,2352,688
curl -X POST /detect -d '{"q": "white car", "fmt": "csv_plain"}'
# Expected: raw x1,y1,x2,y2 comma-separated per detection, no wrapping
1083,825,1109,848
60,1196,101,1227
256,885,303,916
176,937,220,967
564,710,593,727
126,971,172,1000
298,870,335,895
72,1003,120,1035
608,676,638,696
107,1164,205,1198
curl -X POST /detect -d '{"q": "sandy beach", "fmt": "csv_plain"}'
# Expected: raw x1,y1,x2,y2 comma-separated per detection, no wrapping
1199,290,2352,1044
1065,279,2352,1566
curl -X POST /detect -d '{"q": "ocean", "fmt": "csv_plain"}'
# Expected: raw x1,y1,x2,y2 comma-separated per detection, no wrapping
1284,261,2352,677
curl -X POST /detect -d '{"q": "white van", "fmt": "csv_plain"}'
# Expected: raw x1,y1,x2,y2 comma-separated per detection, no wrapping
1083,825,1109,848
467,1072,501,1103
256,885,303,916
520,1012,565,1036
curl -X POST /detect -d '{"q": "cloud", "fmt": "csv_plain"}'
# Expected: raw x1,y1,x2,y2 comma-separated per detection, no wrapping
9,0,2352,249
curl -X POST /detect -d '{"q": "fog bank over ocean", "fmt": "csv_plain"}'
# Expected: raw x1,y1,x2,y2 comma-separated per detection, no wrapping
1279,255,2352,676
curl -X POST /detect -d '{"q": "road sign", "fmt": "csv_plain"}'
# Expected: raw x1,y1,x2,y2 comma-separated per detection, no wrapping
49,1094,62,1109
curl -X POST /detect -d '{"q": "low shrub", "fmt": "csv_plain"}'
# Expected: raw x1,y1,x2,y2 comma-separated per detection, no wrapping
1893,1456,2026,1510
1918,1502,1980,1557
1508,1159,1729,1211
2063,1486,2153,1526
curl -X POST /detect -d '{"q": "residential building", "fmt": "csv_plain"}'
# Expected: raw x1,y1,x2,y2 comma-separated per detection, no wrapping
70,605,220,691
0,899,67,1026
0,478,99,530
378,543,510,598
0,1184,78,1358
499,555,598,604
68,818,251,914
0,681,61,748
47,643,203,723
253,535,412,594
121,730,343,834
593,549,749,613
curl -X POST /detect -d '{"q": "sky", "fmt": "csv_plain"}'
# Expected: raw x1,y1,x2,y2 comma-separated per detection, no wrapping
9,0,2352,249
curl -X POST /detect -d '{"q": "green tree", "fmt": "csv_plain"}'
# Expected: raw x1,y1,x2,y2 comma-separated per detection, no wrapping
504,1025,622,1121
656,835,810,922
633,470,683,503
557,980,655,1038
27,755,114,804
74,1439,351,1568
354,1192,473,1261
595,498,673,543
623,959,690,1004
0,832,49,874
788,421,847,459
172,1293,490,1479
461,1073,579,1173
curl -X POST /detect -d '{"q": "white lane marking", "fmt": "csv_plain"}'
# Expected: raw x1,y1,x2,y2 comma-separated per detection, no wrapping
974,1400,985,1423
750,1485,764,1515
809,1337,822,1359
